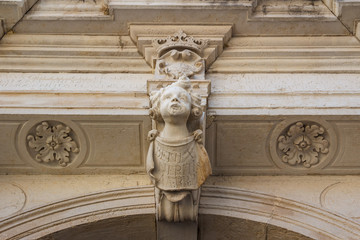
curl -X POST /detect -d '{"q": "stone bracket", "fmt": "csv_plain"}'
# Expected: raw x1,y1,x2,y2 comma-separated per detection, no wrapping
129,24,233,71
145,30,213,239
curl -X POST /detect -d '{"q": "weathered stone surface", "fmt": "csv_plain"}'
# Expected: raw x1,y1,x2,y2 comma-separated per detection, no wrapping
1,175,360,239
39,214,156,240
199,215,313,240
0,183,26,219
1,0,360,239
11,0,349,36
0,0,38,36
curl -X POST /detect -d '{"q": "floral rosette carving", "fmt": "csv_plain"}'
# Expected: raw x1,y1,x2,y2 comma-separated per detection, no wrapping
27,122,79,167
278,122,329,168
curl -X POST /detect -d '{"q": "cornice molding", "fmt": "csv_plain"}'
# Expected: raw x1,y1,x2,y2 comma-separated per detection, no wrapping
210,36,360,74
0,0,39,38
0,34,150,73
2,33,360,74
109,0,255,10
23,0,112,21
11,0,350,36
323,0,360,38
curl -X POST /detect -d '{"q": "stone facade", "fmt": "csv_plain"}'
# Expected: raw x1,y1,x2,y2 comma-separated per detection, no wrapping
1,0,360,239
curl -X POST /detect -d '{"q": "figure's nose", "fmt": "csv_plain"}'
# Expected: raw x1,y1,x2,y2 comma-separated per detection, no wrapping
171,97,179,102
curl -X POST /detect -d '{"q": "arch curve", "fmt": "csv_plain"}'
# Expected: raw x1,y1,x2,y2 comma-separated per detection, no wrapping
0,186,155,240
2,185,360,240
200,186,360,240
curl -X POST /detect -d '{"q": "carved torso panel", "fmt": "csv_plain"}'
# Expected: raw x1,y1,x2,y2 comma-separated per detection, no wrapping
153,136,198,191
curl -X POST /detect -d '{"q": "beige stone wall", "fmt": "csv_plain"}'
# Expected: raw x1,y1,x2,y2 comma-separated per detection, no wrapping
1,0,360,239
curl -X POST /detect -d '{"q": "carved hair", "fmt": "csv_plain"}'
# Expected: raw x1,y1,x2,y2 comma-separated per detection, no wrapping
149,76,202,122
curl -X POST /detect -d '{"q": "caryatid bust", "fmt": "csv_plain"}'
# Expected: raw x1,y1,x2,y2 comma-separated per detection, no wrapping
146,76,212,222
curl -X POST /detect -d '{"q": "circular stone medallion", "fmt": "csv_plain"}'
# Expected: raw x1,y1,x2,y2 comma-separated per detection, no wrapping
269,118,337,171
0,183,26,218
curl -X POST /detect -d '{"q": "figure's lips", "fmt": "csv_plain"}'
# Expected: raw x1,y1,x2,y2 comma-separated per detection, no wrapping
170,103,181,110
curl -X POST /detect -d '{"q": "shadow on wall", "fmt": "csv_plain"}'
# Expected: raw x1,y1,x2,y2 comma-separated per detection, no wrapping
39,214,312,240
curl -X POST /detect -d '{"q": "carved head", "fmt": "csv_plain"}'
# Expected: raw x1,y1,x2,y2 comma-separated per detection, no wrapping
149,76,202,123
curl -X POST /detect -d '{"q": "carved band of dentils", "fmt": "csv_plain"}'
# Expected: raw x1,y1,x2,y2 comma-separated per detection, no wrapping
27,122,79,167
278,122,329,168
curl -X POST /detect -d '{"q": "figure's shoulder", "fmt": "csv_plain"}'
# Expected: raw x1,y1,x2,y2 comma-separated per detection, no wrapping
148,129,205,145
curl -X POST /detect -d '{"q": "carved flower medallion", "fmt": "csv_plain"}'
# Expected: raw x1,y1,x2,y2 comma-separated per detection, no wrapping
278,122,329,168
27,122,79,167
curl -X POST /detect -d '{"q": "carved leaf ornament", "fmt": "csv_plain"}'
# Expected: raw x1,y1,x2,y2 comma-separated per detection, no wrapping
278,122,329,168
27,122,79,167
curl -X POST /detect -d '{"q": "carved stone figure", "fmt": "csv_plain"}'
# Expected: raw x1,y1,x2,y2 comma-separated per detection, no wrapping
146,76,212,222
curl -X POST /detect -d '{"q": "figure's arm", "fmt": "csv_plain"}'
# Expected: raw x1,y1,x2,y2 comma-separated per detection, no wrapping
146,130,158,182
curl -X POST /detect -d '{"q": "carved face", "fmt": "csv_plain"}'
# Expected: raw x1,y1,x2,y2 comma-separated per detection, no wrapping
159,86,191,123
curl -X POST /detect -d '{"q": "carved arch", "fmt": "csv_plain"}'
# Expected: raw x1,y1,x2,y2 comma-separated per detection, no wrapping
200,186,360,240
0,186,155,239
1,185,360,240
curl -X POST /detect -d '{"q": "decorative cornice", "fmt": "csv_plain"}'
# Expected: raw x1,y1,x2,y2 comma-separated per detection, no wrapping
0,34,150,73
6,0,352,36
109,0,255,10
0,0,39,38
210,36,360,74
22,0,111,21
323,0,360,37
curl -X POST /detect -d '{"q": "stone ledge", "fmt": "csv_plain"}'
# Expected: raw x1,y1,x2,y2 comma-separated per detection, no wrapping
11,0,350,36
1,73,360,115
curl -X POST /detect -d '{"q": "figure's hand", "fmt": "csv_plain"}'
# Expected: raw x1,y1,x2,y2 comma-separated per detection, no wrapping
148,129,158,141
193,129,203,143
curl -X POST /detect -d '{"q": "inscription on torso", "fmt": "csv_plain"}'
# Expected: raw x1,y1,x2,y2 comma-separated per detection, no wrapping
154,137,198,190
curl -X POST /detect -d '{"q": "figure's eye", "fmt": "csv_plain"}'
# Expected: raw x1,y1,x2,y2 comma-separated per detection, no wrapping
180,94,188,101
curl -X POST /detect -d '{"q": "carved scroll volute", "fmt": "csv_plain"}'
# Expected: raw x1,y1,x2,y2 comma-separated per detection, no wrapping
147,31,212,223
